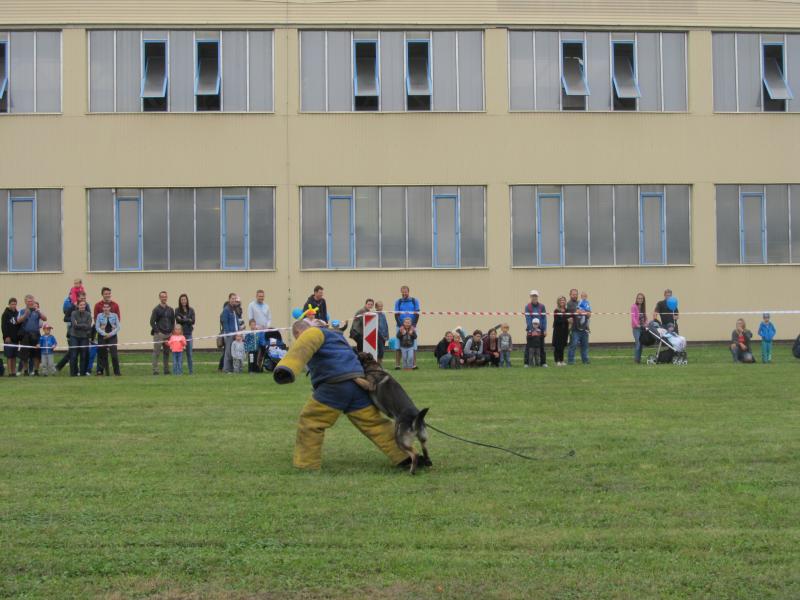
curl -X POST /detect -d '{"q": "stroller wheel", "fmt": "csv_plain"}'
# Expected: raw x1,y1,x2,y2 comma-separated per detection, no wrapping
646,356,656,365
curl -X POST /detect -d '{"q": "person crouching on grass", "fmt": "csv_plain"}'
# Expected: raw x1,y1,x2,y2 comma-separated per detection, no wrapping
168,325,187,375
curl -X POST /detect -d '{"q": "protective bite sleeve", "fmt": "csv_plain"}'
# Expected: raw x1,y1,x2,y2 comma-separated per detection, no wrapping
272,327,325,385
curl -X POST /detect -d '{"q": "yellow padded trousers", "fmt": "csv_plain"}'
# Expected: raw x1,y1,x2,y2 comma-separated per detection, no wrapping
293,397,408,469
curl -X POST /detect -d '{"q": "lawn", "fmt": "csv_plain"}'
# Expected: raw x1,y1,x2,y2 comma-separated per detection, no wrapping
1,345,799,599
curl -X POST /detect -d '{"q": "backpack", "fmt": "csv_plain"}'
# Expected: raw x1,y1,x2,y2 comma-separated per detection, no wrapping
62,295,72,313
793,335,800,359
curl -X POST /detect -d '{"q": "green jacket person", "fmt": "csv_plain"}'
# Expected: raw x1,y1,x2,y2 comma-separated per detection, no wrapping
274,320,407,470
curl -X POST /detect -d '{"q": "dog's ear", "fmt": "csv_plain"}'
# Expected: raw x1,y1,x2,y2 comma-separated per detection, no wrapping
413,407,429,430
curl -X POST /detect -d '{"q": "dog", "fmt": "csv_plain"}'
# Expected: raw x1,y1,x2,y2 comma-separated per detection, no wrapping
356,352,432,474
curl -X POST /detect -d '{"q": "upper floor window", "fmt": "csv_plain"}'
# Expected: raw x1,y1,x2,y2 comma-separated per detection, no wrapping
300,30,484,112
0,31,62,114
511,185,691,267
713,33,799,112
89,30,273,113
509,30,686,112
88,188,275,271
301,186,485,269
716,184,800,264
0,189,62,272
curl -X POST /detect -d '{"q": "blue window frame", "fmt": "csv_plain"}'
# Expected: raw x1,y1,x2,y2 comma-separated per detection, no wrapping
195,40,221,96
327,194,355,268
8,196,36,272
221,195,249,270
739,192,767,264
114,196,142,271
639,192,666,265
433,194,460,268
141,39,168,99
560,40,590,96
536,192,564,266
405,39,432,96
612,41,641,100
0,41,8,103
761,42,793,103
353,39,380,98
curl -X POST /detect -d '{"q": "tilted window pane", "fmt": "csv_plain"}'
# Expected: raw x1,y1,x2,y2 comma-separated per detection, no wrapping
511,185,537,266
379,187,406,267
141,41,168,100
0,42,7,110
535,32,560,110
716,185,740,263
355,187,379,268
354,40,379,97
563,185,589,265
789,35,800,113
327,31,352,111
300,31,326,111
328,195,354,268
614,185,639,265
222,31,247,111
89,189,114,271
457,31,483,111
612,42,640,100
116,196,141,270
407,186,432,267
169,30,194,112
766,185,790,263
586,32,611,111
195,188,221,269
248,31,273,111
509,31,534,110
434,195,458,267
116,30,141,112
712,33,737,112
10,197,35,271
406,40,431,95
432,31,457,111
301,187,327,268
169,189,195,269
637,33,661,111
9,32,34,113
459,186,485,267
379,32,405,111
640,193,665,264
195,40,221,95
740,193,765,264
142,189,169,270
36,189,62,271
249,187,274,269
538,193,563,266
589,185,614,265
737,33,761,112
561,41,589,97
35,32,61,112
661,33,687,111
665,185,691,264
223,196,247,268
89,31,115,112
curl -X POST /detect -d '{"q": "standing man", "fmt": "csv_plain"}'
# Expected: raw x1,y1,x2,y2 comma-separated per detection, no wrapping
2,298,21,377
150,291,175,375
653,289,679,333
305,285,329,323
524,290,548,368
221,294,241,373
394,286,420,370
248,289,272,330
93,287,121,374
17,295,47,376
566,288,591,365
350,298,375,352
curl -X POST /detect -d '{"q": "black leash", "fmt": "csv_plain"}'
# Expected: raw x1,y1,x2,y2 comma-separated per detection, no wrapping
426,423,575,461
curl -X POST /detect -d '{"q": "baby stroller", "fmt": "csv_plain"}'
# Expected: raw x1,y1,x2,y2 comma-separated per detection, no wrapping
643,320,688,365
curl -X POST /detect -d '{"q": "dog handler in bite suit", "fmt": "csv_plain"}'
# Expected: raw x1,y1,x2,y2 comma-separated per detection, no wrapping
273,319,409,470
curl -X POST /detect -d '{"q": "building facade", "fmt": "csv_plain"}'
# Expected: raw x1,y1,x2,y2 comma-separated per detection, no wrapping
1,1,799,346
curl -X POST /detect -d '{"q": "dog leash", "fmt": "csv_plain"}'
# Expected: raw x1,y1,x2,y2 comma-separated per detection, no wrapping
425,423,576,461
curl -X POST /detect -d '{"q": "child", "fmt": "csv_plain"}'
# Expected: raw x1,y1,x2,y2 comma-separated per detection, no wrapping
168,325,187,375
758,313,776,364
267,338,288,361
38,324,57,376
231,334,245,373
446,333,464,369
579,291,592,332
529,318,543,367
498,323,513,368
244,319,260,373
398,317,417,370
68,278,86,306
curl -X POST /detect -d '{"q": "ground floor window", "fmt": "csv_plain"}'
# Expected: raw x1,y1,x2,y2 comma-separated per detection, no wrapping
0,189,62,272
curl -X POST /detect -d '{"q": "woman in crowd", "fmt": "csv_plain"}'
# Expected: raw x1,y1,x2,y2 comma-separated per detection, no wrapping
730,318,755,363
483,328,501,367
551,296,570,366
69,300,93,376
175,294,196,375
630,292,647,364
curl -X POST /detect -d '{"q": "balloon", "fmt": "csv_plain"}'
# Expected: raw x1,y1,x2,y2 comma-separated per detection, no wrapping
291,307,303,320
331,320,340,328
666,296,678,311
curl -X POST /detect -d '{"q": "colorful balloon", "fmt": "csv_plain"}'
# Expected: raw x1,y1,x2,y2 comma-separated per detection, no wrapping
666,296,678,311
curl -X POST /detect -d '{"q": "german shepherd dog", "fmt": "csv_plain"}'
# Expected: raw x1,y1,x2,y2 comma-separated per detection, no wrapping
356,352,432,474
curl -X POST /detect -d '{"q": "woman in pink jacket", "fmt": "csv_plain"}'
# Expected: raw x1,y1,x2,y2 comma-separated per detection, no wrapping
631,293,647,363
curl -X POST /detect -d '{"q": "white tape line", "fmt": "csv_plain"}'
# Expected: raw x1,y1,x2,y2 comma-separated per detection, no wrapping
365,309,800,317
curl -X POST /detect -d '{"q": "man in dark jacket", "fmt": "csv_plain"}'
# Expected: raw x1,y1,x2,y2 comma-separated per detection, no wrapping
150,291,175,375
304,285,329,323
2,298,21,377
69,300,93,376
524,290,548,367
17,295,48,376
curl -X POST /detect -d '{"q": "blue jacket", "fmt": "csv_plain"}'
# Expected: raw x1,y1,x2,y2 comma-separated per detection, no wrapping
95,312,121,338
758,321,776,342
394,297,420,327
221,305,239,334
525,302,547,334
39,334,57,355
378,312,389,339
307,328,364,389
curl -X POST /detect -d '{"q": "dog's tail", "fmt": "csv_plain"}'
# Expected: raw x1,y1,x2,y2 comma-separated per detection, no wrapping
413,407,429,431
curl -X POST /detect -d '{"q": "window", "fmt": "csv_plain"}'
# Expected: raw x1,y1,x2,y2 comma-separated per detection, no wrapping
354,38,379,111
739,192,766,263
762,42,793,112
195,40,221,111
612,41,640,110
639,192,666,264
301,186,485,269
0,31,62,114
561,40,589,111
0,190,62,273
88,188,274,271
141,40,168,111
512,185,691,267
0,41,7,113
406,38,432,110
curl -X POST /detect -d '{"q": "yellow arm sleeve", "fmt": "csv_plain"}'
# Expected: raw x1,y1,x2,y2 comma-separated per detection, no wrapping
273,327,325,384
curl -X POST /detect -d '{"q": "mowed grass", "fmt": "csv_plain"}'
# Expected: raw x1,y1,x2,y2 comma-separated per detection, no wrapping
1,345,799,599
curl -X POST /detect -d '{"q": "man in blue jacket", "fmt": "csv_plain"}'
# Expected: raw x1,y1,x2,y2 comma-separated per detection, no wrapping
220,294,241,373
393,286,420,370
524,290,548,367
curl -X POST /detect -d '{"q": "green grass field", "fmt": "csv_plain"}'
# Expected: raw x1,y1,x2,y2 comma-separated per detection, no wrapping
2,345,799,599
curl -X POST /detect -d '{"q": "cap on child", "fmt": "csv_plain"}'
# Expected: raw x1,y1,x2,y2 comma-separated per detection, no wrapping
269,338,277,345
